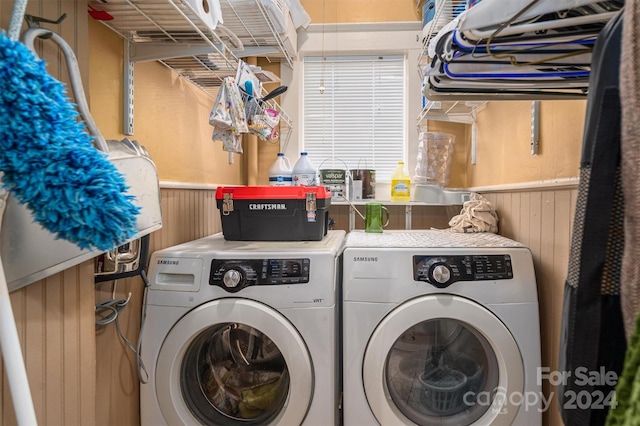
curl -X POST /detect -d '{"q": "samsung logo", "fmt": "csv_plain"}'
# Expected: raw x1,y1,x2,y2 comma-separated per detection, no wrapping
249,203,287,210
353,256,378,262
157,259,179,265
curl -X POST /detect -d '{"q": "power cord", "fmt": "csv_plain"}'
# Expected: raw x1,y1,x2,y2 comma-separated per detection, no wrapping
94,287,130,327
95,272,150,384
137,270,150,384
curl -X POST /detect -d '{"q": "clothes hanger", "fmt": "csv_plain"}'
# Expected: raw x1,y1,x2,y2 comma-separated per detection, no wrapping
457,0,621,36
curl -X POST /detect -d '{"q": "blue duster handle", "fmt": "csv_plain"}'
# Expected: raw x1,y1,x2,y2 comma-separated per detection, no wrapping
8,0,27,41
0,186,38,426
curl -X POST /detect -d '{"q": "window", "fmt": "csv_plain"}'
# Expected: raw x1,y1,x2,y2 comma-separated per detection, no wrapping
302,55,406,181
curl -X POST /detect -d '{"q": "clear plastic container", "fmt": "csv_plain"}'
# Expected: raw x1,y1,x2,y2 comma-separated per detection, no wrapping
391,161,411,202
414,132,455,187
292,152,318,186
269,153,292,186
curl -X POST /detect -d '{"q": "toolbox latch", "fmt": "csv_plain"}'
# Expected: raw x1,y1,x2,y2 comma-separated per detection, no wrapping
305,193,317,223
222,193,234,216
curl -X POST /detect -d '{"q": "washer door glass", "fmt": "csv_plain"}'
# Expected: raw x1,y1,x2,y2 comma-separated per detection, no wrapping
363,295,524,426
156,299,313,426
181,323,289,424
385,318,499,424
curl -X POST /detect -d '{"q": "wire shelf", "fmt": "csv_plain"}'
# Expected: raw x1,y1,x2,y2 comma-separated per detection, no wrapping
89,0,293,128
418,100,486,125
416,0,620,123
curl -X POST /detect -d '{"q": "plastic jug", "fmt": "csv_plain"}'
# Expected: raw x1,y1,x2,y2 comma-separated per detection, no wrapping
292,152,318,186
391,161,411,202
269,153,293,186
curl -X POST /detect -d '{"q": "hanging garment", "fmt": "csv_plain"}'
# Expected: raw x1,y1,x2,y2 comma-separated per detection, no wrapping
558,11,626,426
620,0,640,342
606,3,640,424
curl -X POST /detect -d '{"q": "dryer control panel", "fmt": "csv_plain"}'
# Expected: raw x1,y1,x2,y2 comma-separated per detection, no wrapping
210,258,310,292
413,255,513,288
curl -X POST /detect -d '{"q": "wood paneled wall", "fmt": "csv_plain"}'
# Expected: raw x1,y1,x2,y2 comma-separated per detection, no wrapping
95,188,222,425
149,188,221,251
3,263,96,426
481,188,578,426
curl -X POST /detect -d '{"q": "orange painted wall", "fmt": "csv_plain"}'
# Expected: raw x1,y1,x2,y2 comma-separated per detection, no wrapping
301,0,421,23
88,20,244,185
468,101,585,187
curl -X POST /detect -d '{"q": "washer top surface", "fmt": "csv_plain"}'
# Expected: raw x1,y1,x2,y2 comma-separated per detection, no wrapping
154,230,346,257
344,230,526,249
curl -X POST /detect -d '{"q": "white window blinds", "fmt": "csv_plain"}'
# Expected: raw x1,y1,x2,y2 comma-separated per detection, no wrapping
302,55,406,181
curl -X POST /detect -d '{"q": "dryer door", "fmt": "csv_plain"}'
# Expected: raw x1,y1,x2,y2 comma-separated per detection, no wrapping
363,294,524,426
155,298,313,425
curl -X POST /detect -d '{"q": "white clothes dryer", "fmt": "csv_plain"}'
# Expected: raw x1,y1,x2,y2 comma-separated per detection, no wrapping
342,231,542,426
140,230,345,426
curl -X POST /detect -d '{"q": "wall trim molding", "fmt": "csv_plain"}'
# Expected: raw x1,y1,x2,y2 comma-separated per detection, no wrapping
467,177,580,193
159,181,223,190
158,178,580,193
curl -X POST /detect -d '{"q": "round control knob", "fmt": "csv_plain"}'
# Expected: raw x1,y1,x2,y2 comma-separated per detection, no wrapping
430,264,451,285
223,269,243,288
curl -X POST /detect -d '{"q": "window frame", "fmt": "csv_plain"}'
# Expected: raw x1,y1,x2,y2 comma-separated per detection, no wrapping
279,21,423,194
301,54,407,181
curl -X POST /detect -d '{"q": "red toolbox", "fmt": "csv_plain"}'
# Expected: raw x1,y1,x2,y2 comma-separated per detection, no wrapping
215,186,332,241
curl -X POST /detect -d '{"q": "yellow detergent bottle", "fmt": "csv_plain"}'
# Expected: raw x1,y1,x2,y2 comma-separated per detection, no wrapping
391,161,411,202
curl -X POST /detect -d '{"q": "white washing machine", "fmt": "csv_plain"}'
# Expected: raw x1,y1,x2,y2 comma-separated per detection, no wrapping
140,230,345,426
342,231,541,426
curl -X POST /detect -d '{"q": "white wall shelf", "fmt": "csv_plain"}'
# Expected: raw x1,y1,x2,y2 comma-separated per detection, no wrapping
332,187,469,230
418,99,485,125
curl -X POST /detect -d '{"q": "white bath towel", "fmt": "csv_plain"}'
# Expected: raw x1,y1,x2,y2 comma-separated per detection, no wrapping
448,193,498,233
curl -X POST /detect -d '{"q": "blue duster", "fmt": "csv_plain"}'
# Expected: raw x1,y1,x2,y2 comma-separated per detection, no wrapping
0,31,139,251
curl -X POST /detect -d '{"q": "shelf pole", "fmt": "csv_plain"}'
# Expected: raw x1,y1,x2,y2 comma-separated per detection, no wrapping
123,40,134,136
531,101,540,155
471,114,477,165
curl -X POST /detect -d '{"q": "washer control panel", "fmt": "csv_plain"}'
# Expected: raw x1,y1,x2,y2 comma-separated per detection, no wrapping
413,255,513,288
210,258,310,292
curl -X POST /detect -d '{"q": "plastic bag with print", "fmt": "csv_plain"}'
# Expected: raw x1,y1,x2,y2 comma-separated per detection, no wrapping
209,79,232,130
212,128,243,154
209,77,248,133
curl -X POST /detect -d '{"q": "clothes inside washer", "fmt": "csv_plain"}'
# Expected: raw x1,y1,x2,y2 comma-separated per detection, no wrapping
181,323,290,424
